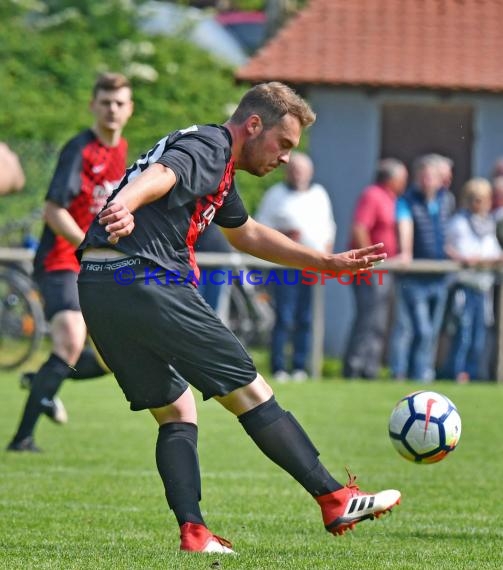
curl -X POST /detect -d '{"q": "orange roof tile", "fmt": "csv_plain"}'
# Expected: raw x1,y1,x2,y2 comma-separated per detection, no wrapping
237,0,503,92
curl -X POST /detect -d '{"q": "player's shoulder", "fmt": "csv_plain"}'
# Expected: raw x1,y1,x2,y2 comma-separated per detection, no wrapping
117,136,128,150
60,129,95,154
172,124,229,147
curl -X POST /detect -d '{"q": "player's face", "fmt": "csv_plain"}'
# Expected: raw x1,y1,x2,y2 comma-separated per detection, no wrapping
91,87,134,133
240,113,302,176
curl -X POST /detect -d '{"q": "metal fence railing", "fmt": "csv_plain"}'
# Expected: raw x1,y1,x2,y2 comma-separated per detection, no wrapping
1,247,503,382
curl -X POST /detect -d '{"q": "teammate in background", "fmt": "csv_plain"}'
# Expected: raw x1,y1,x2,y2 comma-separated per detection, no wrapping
76,82,400,553
0,142,25,195
7,72,134,452
255,151,336,382
343,158,408,379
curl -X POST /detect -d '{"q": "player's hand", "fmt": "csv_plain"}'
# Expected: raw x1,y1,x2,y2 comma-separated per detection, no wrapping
328,243,387,273
98,201,135,245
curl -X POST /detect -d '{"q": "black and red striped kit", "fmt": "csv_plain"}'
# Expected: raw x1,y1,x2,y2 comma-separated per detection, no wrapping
78,124,257,410
36,129,127,275
34,129,127,320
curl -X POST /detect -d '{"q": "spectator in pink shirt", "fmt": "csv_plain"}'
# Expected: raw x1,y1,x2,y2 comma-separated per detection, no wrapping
343,158,408,379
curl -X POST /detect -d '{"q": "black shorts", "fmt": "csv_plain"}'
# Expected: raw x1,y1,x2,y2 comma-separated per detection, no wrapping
77,258,257,411
36,270,80,321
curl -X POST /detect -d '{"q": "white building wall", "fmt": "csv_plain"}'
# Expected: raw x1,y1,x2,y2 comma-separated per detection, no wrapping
472,96,503,177
308,87,380,357
306,86,503,357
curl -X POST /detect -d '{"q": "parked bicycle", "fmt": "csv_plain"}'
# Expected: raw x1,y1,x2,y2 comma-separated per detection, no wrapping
0,261,46,370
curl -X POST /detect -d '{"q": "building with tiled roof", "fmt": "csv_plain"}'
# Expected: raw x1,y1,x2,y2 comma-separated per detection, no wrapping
237,0,503,358
238,0,503,92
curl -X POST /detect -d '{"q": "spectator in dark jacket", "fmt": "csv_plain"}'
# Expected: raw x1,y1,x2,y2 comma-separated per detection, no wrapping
389,154,456,382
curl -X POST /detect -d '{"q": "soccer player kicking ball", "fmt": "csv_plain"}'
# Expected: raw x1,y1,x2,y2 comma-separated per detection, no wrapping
77,82,400,554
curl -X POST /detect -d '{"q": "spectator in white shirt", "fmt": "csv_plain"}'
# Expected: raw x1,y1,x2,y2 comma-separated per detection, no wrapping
445,177,503,382
255,152,336,381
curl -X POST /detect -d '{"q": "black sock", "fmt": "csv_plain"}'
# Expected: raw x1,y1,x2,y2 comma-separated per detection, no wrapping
69,347,108,380
11,353,70,442
238,396,343,496
155,422,205,526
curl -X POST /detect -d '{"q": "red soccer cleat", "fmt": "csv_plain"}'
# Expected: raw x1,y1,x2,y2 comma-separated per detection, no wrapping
316,472,401,536
179,522,235,554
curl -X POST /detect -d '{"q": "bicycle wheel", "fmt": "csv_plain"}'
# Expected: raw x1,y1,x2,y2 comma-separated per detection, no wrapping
0,268,45,370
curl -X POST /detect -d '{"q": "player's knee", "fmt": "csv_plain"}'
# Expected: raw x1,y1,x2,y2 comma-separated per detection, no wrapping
215,374,273,415
150,388,198,425
53,337,85,366
51,311,87,361
246,373,274,399
150,406,198,426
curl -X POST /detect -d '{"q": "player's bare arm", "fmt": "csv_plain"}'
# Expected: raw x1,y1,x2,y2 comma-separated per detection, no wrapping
44,201,86,247
99,163,176,243
223,217,386,274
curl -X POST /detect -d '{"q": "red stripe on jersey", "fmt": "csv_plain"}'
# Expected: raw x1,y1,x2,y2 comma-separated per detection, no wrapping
186,158,235,280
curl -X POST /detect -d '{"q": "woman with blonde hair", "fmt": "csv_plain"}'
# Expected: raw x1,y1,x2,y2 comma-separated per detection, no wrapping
445,177,503,382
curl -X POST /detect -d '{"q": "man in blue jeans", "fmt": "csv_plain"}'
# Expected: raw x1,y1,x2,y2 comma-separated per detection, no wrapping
255,152,336,381
389,154,455,381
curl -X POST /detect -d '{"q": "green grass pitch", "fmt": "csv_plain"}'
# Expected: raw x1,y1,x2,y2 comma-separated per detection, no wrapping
1,368,502,569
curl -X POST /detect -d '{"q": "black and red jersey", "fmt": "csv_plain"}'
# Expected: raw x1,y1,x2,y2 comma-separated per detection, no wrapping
79,124,249,280
35,129,127,275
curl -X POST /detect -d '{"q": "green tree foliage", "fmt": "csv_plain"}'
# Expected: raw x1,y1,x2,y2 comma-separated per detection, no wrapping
1,0,245,152
0,0,285,240
226,0,264,9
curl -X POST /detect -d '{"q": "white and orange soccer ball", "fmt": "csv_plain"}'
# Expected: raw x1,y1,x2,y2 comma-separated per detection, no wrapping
388,391,462,464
